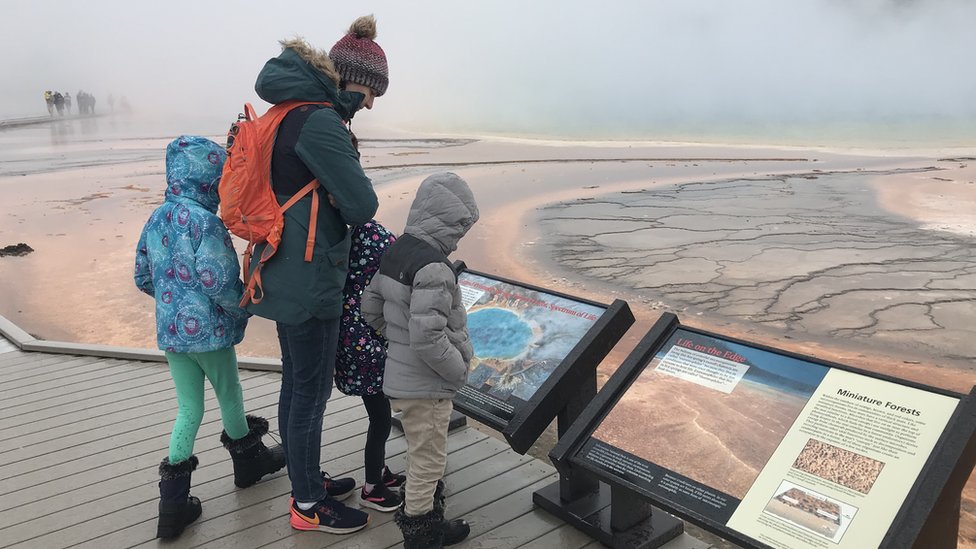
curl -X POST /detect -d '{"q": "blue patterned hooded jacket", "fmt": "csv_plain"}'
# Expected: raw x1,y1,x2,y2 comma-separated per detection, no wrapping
134,135,248,353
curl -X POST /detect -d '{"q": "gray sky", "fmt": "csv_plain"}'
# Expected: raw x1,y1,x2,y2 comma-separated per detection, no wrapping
2,0,974,141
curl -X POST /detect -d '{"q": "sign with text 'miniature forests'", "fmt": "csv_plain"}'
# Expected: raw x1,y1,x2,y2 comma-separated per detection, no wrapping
553,313,973,549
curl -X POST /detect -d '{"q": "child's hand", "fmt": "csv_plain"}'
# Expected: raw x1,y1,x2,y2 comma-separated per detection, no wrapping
327,193,337,208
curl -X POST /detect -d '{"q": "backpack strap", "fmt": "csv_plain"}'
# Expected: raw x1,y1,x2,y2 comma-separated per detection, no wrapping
279,179,320,262
240,179,321,307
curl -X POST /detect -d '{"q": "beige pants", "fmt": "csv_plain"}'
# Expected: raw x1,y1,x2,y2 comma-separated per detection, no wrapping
392,398,453,516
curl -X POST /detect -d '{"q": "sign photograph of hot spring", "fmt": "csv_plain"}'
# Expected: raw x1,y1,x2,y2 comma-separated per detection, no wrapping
589,329,828,510
455,271,605,423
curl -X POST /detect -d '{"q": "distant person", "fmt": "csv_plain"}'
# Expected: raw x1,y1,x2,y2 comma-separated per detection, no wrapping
243,14,384,535
53,92,64,116
82,91,94,115
108,93,115,112
134,136,285,539
334,220,406,513
362,172,480,549
63,92,72,114
44,91,53,115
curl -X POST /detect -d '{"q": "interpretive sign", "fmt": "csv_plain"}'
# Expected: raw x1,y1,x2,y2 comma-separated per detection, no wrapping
453,269,633,454
549,313,976,549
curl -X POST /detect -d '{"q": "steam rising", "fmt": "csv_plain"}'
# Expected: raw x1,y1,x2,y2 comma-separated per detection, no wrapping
2,0,973,144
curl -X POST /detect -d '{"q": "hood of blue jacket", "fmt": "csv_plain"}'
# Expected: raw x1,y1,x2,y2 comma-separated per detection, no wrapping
164,135,226,213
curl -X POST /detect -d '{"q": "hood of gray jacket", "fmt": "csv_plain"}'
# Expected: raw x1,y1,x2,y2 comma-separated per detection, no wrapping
403,173,479,255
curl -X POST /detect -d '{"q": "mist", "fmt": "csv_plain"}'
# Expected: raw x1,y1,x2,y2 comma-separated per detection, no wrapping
3,0,974,144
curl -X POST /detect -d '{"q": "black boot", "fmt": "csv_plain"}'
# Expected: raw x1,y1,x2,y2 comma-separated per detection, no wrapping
395,507,444,549
431,482,469,546
157,455,202,539
393,492,471,549
220,415,286,488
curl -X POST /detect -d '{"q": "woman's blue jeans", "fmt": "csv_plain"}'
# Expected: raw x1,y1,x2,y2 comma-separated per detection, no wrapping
276,316,339,503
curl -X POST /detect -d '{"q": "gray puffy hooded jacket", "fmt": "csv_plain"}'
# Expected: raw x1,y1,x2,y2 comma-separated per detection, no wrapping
362,173,480,400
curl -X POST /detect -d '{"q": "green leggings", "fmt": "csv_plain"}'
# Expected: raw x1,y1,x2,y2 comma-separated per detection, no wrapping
165,348,249,463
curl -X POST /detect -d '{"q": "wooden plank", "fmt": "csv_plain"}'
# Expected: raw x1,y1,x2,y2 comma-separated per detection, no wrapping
134,435,413,549
517,523,597,549
0,362,171,410
0,370,265,440
439,473,560,549
465,498,571,548
192,430,521,549
263,446,549,549
0,357,134,397
128,429,495,549
0,397,383,548
0,377,283,485
0,392,360,509
0,354,125,384
0,350,31,369
26,399,430,549
0,351,92,374
0,376,282,459
2,373,186,430
0,334,614,549
0,367,265,429
0,370,175,431
0,390,355,504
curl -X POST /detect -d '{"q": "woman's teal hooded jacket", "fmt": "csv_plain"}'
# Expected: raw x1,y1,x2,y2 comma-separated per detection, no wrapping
245,44,379,324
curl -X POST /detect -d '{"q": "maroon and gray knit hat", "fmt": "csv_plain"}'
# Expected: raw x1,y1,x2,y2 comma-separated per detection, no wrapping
330,15,389,97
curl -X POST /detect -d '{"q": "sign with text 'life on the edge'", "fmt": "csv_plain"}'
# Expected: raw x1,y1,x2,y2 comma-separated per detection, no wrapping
571,324,960,549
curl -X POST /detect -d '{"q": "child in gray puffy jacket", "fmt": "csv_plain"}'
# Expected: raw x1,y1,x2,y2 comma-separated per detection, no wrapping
361,173,479,549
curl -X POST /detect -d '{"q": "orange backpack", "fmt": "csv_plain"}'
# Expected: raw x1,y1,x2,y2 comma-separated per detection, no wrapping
219,100,331,307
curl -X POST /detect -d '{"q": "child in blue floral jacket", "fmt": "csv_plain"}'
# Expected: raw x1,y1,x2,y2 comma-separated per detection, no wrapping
134,136,284,539
334,220,406,512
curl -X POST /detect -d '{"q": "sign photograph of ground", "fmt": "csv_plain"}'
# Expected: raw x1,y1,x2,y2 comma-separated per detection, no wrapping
591,329,829,500
763,480,857,543
792,438,885,495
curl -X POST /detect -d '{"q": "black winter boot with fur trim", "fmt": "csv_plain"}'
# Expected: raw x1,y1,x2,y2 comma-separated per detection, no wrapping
395,507,443,549
220,415,285,488
394,502,469,548
157,455,202,539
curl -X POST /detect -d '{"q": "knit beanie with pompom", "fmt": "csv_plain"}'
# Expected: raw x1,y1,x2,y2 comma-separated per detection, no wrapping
329,15,389,97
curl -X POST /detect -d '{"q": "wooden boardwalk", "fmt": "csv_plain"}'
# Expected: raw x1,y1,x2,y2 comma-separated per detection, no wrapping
0,332,712,549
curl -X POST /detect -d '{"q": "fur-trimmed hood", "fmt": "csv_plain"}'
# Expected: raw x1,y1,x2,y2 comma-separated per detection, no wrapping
255,38,363,120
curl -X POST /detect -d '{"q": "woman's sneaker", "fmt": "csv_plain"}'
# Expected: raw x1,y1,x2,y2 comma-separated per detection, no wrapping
322,471,356,501
289,497,370,534
381,466,406,488
360,482,402,512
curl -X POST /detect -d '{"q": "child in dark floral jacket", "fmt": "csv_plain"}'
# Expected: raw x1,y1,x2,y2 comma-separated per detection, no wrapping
334,220,406,512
